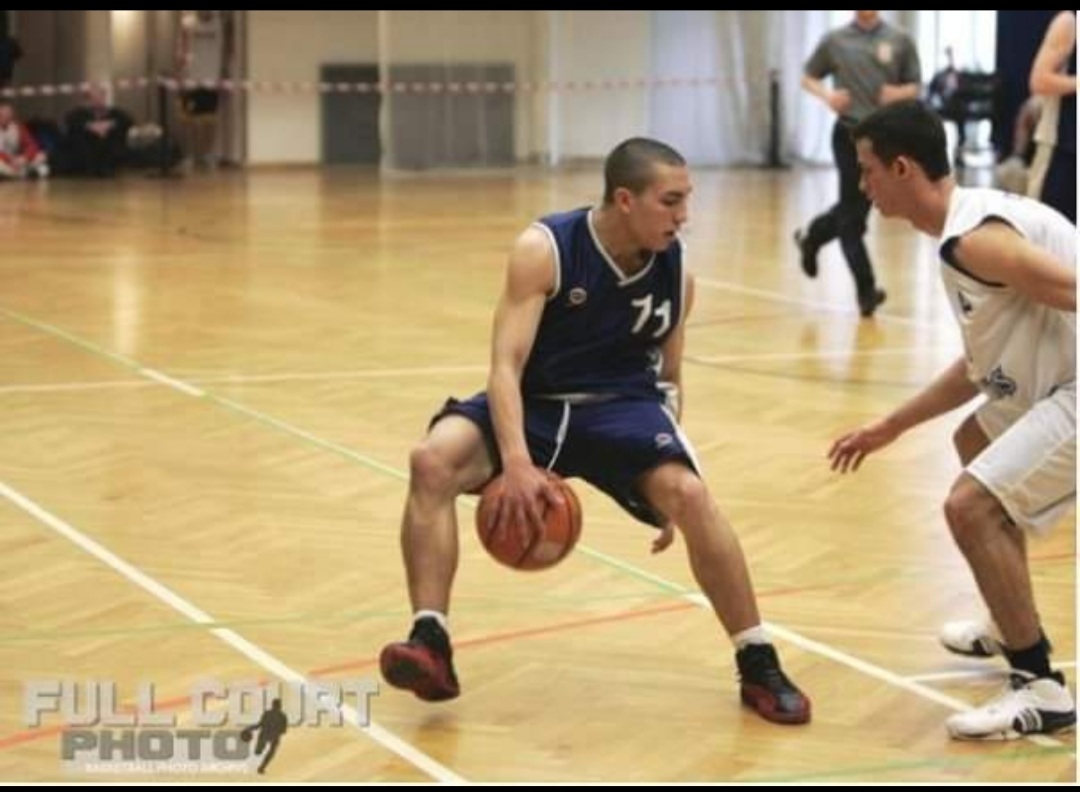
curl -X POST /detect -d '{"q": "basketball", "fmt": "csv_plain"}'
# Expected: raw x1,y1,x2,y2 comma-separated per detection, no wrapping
475,471,582,570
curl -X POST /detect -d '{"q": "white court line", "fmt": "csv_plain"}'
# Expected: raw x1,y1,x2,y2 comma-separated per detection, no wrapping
694,275,938,329
0,365,489,396
3,357,1062,747
0,379,156,395
907,661,1077,684
681,593,1066,748
0,347,962,397
193,364,489,385
139,367,206,398
0,479,465,783
689,346,958,365
765,619,1066,749
5,308,1070,753
679,593,968,710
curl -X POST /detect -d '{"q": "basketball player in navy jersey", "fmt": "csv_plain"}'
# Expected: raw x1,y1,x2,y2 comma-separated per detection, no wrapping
829,101,1075,740
379,138,811,725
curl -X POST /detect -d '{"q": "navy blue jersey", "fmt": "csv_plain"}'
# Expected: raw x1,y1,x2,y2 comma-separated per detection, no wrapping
522,207,685,400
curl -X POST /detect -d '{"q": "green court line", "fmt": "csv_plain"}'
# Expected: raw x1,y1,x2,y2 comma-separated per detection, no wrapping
3,309,138,370
5,307,1076,781
3,306,700,593
0,588,690,646
0,308,407,483
748,745,1076,783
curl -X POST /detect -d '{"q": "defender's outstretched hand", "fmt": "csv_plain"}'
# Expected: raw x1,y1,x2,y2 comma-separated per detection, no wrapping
828,419,900,473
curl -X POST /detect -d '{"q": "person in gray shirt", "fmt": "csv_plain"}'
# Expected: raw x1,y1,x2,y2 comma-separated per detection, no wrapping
794,11,921,317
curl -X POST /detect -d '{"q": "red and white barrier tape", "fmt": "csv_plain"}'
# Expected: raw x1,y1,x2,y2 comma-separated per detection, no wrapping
0,74,728,99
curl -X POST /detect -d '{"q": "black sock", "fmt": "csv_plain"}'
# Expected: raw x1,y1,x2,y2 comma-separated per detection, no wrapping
411,617,451,655
1005,634,1053,679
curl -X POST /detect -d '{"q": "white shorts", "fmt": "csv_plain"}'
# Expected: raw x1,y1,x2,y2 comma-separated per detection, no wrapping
970,382,1076,535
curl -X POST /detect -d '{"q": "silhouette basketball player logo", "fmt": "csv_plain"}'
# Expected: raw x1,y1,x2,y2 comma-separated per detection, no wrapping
239,697,288,774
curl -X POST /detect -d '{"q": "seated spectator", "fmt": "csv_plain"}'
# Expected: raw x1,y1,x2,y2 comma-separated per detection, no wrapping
125,122,183,172
927,48,997,169
65,86,133,177
928,47,966,160
0,102,48,179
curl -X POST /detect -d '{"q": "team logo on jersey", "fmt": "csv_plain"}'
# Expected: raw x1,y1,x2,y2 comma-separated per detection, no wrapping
567,287,588,306
981,365,1017,399
655,433,674,449
957,289,974,316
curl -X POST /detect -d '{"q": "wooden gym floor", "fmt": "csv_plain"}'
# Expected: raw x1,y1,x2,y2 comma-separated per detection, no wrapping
0,164,1073,782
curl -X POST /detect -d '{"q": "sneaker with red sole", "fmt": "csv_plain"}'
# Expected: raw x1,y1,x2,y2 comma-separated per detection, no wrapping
380,616,460,702
736,643,811,725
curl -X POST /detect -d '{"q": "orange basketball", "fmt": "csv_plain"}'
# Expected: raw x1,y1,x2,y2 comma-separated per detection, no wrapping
475,471,582,570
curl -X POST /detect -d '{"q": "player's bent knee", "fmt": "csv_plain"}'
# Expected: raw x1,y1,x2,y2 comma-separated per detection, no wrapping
943,479,996,548
408,443,459,497
665,474,710,525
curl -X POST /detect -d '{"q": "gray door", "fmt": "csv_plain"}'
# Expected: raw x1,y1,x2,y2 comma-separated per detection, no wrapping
389,62,514,169
321,63,380,165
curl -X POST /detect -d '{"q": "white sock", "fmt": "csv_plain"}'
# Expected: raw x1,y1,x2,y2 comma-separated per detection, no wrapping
414,610,449,633
732,625,769,650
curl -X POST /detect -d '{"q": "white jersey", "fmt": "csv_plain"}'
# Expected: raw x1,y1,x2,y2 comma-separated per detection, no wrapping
939,187,1075,406
182,11,225,82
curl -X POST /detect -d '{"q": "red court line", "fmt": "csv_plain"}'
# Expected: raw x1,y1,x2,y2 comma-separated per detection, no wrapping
312,600,697,677
0,578,876,752
314,580,845,677
0,600,695,751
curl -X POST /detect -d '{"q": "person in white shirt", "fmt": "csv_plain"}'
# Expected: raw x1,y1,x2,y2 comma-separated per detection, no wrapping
175,10,232,169
828,99,1075,741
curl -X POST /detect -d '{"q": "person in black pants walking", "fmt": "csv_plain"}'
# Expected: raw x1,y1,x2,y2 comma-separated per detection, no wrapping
794,11,921,317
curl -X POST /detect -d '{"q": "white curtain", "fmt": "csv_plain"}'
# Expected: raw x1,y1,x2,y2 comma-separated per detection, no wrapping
648,11,747,165
636,10,994,166
371,10,996,168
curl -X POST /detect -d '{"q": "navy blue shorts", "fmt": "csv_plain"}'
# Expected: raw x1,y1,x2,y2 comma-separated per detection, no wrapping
433,393,700,528
181,88,220,116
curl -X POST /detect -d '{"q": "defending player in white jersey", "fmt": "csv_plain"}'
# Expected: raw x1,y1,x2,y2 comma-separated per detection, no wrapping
828,99,1075,741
